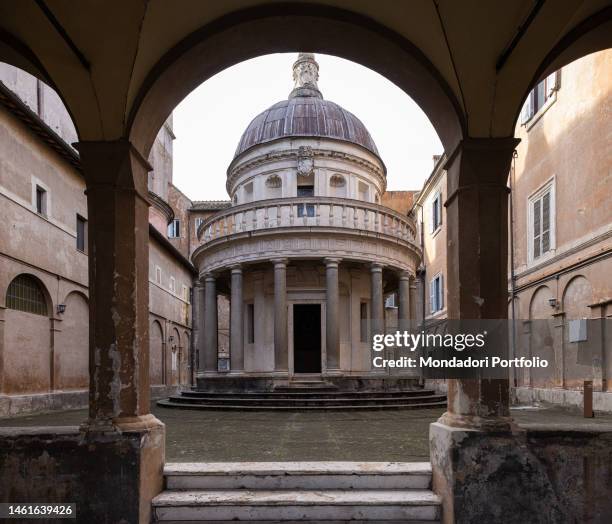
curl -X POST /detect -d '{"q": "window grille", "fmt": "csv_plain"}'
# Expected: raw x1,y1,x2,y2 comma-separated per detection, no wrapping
6,275,48,316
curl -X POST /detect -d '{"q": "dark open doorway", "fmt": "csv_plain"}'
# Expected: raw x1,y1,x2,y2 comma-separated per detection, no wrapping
293,304,322,373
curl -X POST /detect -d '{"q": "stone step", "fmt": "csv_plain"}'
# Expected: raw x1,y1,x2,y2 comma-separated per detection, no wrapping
157,399,447,411
152,489,441,522
180,389,438,399
164,462,432,490
164,394,446,407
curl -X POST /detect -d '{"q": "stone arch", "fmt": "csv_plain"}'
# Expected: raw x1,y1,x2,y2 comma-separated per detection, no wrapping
511,7,612,131
127,5,465,157
529,285,554,320
562,275,593,319
149,319,164,386
2,274,53,394
55,291,89,390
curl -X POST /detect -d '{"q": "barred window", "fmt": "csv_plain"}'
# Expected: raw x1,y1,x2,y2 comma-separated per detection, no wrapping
6,275,48,316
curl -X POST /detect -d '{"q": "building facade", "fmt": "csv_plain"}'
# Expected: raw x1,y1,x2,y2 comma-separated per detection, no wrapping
415,50,612,410
191,54,421,391
0,64,195,416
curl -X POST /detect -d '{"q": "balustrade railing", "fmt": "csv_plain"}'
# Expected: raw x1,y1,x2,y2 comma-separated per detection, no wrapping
198,197,417,244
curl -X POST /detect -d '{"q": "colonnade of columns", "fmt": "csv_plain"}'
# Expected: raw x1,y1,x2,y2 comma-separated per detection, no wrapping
197,259,415,374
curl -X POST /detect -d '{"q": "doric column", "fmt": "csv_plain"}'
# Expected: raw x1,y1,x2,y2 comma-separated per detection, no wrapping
370,263,384,336
325,258,341,370
409,276,418,330
272,258,288,371
203,273,218,372
230,265,244,372
192,278,205,374
398,271,411,331
441,137,519,430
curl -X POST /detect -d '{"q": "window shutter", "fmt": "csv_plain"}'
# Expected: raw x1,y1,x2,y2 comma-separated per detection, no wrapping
430,279,435,314
541,191,550,253
430,200,435,233
437,193,442,226
533,199,541,259
520,92,534,124
439,274,444,310
545,72,557,97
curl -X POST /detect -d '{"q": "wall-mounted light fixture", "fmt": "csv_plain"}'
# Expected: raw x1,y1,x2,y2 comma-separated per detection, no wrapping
168,335,174,343
548,298,558,309
57,304,66,314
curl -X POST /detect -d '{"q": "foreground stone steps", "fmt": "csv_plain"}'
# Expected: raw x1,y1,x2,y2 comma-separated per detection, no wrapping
152,462,441,522
158,388,447,411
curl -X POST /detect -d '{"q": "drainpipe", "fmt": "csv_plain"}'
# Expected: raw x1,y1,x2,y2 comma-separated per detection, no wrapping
413,202,426,329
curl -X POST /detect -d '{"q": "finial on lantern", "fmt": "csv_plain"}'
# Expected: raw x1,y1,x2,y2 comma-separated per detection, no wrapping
289,53,323,99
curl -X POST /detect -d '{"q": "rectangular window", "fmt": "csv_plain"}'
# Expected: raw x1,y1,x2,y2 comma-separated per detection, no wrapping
385,293,397,308
430,190,442,233
182,284,189,302
529,182,554,262
76,214,87,252
35,185,47,215
169,276,176,293
155,266,162,285
360,302,368,342
520,72,558,125
195,217,204,230
430,274,444,314
297,184,315,217
168,219,180,238
247,303,255,344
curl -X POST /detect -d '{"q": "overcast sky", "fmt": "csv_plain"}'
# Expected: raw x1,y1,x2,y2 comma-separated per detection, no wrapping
173,53,443,201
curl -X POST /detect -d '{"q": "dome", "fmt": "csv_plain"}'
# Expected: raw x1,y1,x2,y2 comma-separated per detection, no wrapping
233,54,381,160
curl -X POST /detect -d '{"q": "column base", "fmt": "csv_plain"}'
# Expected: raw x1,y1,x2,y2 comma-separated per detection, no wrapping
430,421,568,524
436,411,514,432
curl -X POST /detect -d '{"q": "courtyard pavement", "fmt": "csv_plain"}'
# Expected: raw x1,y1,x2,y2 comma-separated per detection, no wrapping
1,404,611,462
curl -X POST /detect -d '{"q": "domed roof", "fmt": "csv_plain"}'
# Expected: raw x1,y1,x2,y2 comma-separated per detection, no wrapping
233,54,380,160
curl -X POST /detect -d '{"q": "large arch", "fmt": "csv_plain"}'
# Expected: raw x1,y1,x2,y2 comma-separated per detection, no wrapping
127,4,465,158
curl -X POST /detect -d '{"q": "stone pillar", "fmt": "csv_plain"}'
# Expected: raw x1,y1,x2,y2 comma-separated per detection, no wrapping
325,258,341,371
398,271,411,331
440,137,518,430
78,139,159,428
203,273,218,372
230,265,244,372
430,138,529,524
192,278,205,374
78,140,163,524
370,263,384,335
409,277,418,330
272,258,288,371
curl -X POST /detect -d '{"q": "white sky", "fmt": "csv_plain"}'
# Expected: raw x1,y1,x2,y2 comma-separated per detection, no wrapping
173,53,443,201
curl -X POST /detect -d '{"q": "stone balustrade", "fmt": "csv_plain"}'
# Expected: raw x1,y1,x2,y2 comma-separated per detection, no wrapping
197,197,417,245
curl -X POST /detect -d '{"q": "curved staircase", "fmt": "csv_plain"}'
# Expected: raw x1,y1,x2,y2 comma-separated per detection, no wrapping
157,385,446,411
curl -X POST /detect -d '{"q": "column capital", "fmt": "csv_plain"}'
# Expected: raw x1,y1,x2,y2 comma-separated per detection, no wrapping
370,262,384,273
324,257,342,267
204,272,216,282
398,270,411,281
230,264,242,274
271,258,289,268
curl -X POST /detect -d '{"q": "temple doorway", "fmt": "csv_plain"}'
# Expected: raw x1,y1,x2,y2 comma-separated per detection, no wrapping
293,304,322,374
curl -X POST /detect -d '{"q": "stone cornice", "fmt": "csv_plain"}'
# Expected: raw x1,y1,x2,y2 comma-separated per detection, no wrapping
226,147,386,194
148,190,175,224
